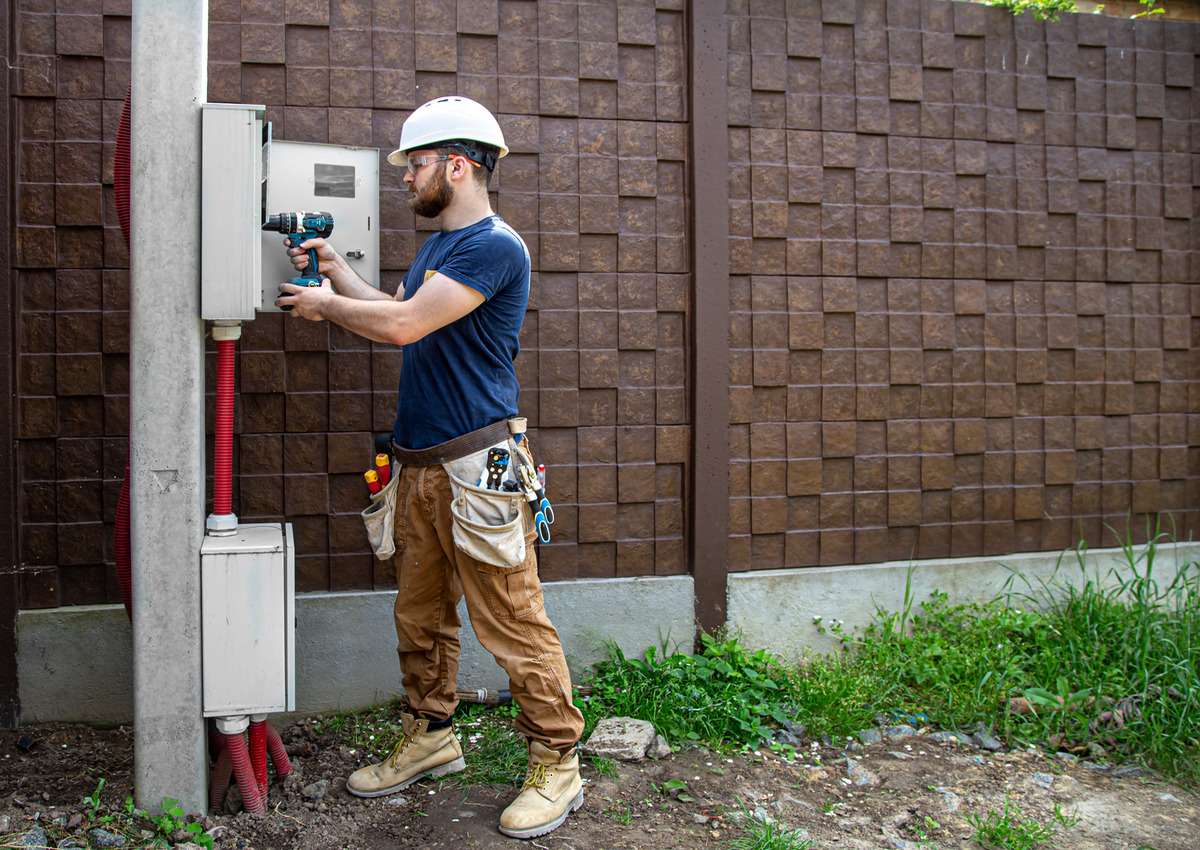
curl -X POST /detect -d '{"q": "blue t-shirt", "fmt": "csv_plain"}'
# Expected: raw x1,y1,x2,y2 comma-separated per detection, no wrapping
391,214,530,450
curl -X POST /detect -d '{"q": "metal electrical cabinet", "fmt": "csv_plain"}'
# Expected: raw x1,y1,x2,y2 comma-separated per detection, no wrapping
201,103,267,321
201,524,296,717
201,105,381,318
260,140,381,312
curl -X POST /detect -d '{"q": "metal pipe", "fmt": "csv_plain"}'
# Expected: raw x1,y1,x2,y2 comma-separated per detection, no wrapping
130,0,209,814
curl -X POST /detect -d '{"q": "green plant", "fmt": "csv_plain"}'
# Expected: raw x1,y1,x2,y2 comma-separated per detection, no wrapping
967,798,1068,849
605,801,634,825
984,0,1077,21
153,797,212,849
81,777,106,821
1133,0,1165,18
587,755,617,778
728,811,813,850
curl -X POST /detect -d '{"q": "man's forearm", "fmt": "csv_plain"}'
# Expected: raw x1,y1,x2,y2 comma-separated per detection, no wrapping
319,292,413,346
327,256,393,301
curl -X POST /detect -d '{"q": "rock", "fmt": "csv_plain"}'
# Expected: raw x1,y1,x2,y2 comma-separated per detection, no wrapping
57,839,84,849
1158,792,1182,803
883,725,917,740
855,728,882,745
1054,751,1079,765
691,813,710,825
886,750,913,760
1087,741,1107,759
88,828,127,848
844,757,879,787
302,779,329,801
1112,765,1146,779
582,717,657,761
1031,772,1055,789
0,815,10,833
800,766,828,783
933,786,961,813
383,795,411,807
14,826,47,849
647,734,673,759
972,732,1004,752
66,813,83,829
844,741,863,753
1082,761,1109,772
928,731,970,745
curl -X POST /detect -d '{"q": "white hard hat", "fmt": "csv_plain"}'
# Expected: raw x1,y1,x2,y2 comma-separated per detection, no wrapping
387,96,508,167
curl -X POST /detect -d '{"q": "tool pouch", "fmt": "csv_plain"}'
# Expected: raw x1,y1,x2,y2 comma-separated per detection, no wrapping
360,463,400,560
443,442,530,569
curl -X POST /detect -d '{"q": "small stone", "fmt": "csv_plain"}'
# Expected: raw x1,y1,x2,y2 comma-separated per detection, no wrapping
1157,792,1182,803
1082,761,1109,772
14,826,47,849
383,795,411,807
57,839,84,849
800,766,828,783
582,717,658,761
647,734,672,759
972,732,1003,752
66,813,83,829
0,815,9,832
88,828,127,848
1054,751,1079,765
855,729,882,745
1087,742,1107,759
933,787,961,813
928,731,969,745
887,751,913,760
1112,765,1146,779
1032,772,1055,789
844,741,863,753
883,725,917,740
691,813,710,825
301,779,329,801
844,757,879,787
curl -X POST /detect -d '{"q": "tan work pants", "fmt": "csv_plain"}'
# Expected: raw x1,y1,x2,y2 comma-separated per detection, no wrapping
390,462,585,753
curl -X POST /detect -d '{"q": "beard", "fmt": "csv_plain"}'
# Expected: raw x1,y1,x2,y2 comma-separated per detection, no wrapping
408,166,453,219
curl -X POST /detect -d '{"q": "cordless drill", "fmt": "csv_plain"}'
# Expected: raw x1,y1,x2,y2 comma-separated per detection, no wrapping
262,211,335,310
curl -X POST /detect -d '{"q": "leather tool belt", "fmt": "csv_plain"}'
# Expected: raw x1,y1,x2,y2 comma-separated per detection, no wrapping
390,419,512,466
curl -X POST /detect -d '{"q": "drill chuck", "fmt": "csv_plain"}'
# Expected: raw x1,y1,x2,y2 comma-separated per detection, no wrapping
262,211,334,239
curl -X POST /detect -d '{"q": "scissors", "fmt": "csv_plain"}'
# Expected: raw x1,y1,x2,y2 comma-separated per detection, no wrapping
516,463,554,543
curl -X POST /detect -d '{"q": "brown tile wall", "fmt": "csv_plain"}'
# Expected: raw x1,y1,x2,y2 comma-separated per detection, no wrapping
726,0,1200,571
12,0,690,608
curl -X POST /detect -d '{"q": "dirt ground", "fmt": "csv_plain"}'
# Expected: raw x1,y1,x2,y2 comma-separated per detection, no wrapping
1,720,1197,850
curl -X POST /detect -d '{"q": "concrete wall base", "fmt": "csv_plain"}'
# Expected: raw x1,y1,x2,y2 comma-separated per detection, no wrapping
17,575,694,724
727,541,1200,660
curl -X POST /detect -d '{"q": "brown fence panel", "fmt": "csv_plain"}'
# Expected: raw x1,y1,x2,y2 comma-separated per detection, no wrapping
11,0,692,613
726,0,1200,571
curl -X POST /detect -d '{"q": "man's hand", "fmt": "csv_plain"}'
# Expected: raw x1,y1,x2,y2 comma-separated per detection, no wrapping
276,279,335,320
285,237,342,276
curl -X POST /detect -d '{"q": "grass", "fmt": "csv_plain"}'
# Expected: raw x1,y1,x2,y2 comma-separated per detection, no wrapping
967,798,1079,849
577,527,1200,784
728,810,813,850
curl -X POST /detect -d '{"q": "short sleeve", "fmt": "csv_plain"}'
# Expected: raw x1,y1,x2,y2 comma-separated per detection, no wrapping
436,226,528,300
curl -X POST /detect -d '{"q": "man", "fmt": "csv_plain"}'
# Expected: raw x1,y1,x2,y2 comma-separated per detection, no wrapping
276,95,586,840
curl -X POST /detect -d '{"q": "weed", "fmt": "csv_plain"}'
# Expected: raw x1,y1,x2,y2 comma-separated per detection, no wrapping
579,530,1200,784
967,798,1075,849
728,811,813,850
586,755,617,778
450,704,527,787
604,801,634,825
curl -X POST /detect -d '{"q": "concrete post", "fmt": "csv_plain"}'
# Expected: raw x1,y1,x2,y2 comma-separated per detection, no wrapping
130,0,209,813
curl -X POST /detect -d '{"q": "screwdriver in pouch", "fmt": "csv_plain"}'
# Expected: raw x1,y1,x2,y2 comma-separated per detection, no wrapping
364,469,381,495
375,453,391,486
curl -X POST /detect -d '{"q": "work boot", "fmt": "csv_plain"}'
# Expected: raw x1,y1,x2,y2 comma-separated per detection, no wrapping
498,741,583,839
346,713,465,798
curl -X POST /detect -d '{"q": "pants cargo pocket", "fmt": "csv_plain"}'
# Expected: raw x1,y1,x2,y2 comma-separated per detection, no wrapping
475,551,543,621
361,464,401,560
